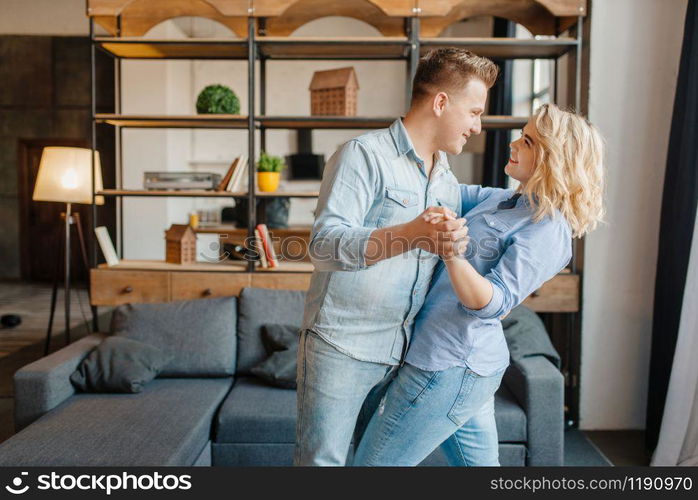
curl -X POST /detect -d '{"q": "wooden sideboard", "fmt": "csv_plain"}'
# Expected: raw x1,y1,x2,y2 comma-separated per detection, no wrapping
90,260,578,312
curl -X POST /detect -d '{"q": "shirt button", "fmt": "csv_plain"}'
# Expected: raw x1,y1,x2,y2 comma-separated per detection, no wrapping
403,199,409,204
403,320,409,327
489,221,495,226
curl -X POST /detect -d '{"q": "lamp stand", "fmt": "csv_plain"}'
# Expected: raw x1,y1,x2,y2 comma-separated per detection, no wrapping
44,203,95,355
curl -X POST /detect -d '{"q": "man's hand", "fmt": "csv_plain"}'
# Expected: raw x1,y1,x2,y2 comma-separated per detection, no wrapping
406,206,469,258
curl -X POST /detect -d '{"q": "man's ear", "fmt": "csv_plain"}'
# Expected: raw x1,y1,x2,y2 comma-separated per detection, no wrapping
433,91,448,117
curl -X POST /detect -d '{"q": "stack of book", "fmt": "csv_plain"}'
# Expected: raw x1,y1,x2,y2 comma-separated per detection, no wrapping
216,155,248,192
254,223,279,269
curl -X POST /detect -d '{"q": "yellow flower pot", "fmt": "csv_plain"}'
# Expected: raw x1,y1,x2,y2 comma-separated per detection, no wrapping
257,172,280,192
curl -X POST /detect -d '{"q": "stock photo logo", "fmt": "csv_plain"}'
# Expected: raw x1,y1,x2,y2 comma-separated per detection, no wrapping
5,472,29,495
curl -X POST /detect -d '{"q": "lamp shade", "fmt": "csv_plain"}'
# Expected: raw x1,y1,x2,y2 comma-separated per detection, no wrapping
33,147,104,205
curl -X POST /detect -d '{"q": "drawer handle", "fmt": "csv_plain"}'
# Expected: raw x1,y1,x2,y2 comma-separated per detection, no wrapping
122,286,133,294
202,288,213,296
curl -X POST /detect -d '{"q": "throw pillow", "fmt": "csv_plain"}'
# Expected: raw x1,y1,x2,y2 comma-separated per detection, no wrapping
70,336,173,393
250,324,300,389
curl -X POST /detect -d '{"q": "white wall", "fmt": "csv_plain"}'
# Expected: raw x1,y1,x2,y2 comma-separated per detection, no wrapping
582,0,688,429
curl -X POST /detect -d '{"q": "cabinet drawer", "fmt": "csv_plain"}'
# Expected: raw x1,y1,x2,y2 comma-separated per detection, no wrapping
251,273,312,291
170,272,251,301
523,273,579,313
90,269,169,306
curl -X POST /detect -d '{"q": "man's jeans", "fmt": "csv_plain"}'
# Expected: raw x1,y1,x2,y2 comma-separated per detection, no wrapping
295,330,398,466
353,363,506,466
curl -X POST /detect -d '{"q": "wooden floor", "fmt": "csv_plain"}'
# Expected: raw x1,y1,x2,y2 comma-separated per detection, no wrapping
0,280,95,358
584,430,651,466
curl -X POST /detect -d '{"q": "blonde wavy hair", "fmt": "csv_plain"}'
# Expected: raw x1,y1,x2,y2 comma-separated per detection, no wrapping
519,103,605,238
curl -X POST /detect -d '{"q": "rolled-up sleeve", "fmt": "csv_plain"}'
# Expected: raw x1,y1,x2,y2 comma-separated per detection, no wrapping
460,218,572,319
309,140,379,272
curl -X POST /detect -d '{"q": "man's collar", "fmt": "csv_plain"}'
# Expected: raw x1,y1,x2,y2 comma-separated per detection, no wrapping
389,118,415,157
389,118,451,173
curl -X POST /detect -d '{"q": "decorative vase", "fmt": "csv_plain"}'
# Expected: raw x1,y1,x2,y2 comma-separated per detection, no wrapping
257,172,280,192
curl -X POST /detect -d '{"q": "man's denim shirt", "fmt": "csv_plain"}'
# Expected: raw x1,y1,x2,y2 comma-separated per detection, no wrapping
301,119,460,364
405,186,573,376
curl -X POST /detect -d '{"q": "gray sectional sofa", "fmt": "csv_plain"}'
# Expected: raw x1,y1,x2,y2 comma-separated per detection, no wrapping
0,287,564,466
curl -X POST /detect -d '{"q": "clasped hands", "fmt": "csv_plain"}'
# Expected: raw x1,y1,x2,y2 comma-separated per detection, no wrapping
407,206,470,258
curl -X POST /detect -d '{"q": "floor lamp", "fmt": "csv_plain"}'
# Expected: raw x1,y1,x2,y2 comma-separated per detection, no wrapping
32,147,104,355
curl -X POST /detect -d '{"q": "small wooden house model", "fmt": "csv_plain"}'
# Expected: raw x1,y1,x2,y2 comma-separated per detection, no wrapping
309,67,359,116
165,224,197,264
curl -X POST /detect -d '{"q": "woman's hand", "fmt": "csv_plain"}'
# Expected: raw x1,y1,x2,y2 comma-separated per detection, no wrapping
421,207,470,258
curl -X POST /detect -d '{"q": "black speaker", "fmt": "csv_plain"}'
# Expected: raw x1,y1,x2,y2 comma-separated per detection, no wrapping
288,153,324,180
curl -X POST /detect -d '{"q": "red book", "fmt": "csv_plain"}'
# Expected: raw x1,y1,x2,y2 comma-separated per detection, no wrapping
256,223,278,268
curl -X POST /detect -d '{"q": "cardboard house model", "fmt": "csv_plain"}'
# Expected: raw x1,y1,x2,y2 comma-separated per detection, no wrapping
309,66,359,116
165,224,197,264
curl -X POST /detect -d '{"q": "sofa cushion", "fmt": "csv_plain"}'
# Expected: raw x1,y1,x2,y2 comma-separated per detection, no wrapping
0,378,233,466
213,377,525,445
214,377,296,444
250,324,300,389
236,288,306,374
495,383,527,442
503,305,561,369
70,336,173,393
110,296,237,377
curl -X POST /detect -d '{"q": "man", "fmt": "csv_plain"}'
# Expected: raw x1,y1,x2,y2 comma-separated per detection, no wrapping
296,48,499,466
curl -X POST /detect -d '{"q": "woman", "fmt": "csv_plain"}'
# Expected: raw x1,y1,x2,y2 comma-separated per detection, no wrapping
353,104,605,466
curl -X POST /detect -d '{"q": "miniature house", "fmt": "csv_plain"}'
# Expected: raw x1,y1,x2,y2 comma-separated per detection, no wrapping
309,67,359,116
164,224,197,264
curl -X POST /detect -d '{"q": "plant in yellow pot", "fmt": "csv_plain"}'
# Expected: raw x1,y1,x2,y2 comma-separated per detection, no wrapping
256,151,286,192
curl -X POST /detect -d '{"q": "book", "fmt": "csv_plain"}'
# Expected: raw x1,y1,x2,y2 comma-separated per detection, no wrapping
254,228,268,268
256,223,278,268
227,155,248,192
95,226,120,266
216,156,240,191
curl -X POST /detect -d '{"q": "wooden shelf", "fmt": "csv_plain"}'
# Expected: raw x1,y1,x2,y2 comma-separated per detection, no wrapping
257,116,395,129
194,225,312,234
98,189,244,198
98,189,319,198
257,36,409,59
96,114,526,130
93,36,574,61
97,259,248,272
259,116,527,130
257,190,319,198
483,116,529,129
97,259,314,273
256,262,314,272
95,114,249,128
94,37,248,59
420,37,577,59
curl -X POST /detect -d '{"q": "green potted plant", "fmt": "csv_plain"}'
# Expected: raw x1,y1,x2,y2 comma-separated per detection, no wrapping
256,151,286,192
196,84,240,114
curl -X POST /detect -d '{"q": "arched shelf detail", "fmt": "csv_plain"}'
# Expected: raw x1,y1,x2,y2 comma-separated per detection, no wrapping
261,0,408,37
88,0,249,37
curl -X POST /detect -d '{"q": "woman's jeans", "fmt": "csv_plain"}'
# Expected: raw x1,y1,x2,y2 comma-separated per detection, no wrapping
353,362,507,466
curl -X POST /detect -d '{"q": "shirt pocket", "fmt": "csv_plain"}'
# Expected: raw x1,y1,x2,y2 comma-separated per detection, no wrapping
481,212,510,233
376,187,420,227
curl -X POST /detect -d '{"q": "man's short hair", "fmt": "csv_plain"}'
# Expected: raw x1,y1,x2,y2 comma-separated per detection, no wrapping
411,48,499,104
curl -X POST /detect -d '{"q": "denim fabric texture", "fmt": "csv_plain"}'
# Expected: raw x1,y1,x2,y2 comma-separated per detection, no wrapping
353,362,506,466
301,119,460,365
406,185,573,375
